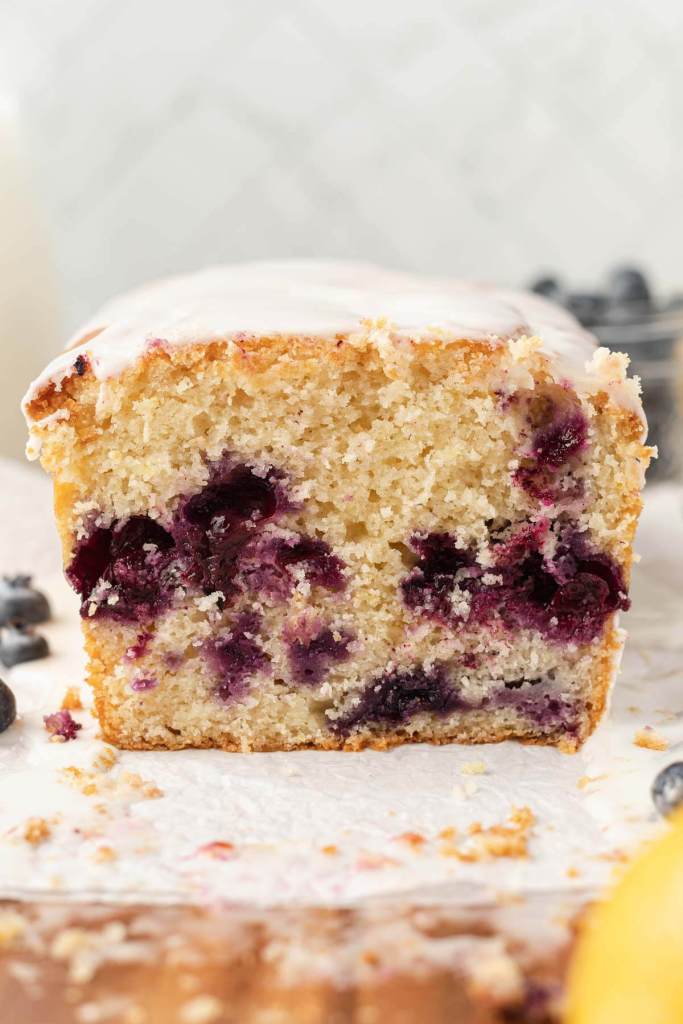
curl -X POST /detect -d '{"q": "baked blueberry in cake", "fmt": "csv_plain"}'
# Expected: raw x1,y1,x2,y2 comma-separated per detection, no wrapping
22,262,651,752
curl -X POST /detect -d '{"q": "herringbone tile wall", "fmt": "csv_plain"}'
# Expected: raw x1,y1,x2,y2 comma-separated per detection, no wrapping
1,0,682,328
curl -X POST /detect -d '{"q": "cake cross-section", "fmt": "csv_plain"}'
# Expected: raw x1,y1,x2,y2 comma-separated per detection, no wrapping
23,261,652,752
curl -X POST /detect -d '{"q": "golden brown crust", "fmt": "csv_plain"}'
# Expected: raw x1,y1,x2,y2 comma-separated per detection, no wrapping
25,333,504,422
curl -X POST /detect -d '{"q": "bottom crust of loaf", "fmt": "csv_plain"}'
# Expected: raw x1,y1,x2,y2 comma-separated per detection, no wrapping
88,619,622,755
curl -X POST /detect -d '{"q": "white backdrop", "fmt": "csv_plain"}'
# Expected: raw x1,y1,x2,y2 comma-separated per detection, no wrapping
1,0,682,457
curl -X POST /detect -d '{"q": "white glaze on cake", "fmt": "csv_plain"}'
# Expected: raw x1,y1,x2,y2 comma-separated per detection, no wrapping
22,261,644,424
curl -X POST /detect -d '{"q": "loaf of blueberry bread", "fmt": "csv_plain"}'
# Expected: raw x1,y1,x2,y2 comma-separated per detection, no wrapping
22,262,651,752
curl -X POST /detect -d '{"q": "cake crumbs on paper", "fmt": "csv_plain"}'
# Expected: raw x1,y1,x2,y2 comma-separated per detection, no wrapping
179,995,224,1024
120,772,163,800
321,844,339,856
460,760,487,776
395,831,426,849
597,848,630,864
196,841,234,860
634,727,669,751
566,866,581,878
577,774,608,790
44,710,82,742
92,845,117,864
441,807,536,862
61,766,162,802
24,817,52,845
92,746,119,773
61,686,83,712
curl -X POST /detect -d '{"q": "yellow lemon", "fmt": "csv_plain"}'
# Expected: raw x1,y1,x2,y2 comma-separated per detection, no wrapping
566,810,683,1024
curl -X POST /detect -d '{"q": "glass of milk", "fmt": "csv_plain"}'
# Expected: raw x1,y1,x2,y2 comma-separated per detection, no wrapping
0,97,61,461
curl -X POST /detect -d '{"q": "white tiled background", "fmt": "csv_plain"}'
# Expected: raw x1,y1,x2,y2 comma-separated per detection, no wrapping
1,0,683,456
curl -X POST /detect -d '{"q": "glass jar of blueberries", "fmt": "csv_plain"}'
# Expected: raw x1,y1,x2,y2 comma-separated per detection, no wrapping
531,267,683,484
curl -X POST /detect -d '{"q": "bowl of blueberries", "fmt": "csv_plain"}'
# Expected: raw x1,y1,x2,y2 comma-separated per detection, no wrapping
531,266,683,483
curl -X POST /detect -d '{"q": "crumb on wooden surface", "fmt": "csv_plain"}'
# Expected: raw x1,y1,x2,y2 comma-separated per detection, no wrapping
179,995,225,1024
51,922,127,985
362,949,380,967
0,911,26,946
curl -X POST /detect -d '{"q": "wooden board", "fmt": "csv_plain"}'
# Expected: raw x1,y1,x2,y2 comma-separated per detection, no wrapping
0,897,573,1023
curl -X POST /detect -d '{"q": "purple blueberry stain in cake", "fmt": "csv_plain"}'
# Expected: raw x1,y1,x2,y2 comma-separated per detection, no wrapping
514,397,589,504
493,683,580,737
44,710,82,741
240,533,347,601
66,527,115,600
531,410,588,468
131,676,158,692
66,453,348,623
67,515,177,623
331,664,578,739
400,521,628,645
284,617,353,686
124,631,152,661
173,459,291,597
401,532,476,623
163,651,185,670
273,536,346,592
332,664,464,734
204,612,270,703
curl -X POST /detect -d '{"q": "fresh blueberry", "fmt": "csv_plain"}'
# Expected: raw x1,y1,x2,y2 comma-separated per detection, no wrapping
0,623,49,668
566,293,607,327
652,762,683,817
0,679,16,733
607,266,651,309
0,576,50,626
530,275,563,302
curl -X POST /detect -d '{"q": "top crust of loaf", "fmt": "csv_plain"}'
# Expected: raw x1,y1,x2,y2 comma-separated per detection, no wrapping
22,261,646,433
